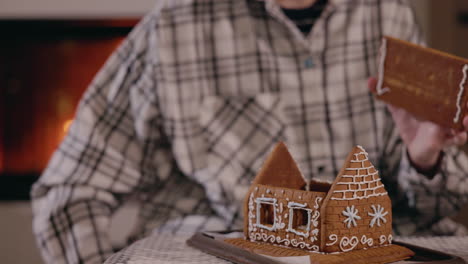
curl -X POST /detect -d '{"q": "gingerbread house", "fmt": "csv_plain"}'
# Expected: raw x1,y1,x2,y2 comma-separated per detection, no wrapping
233,142,413,261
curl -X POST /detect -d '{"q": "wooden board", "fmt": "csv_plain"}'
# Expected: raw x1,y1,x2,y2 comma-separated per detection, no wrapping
224,237,413,263
187,231,467,264
376,36,468,130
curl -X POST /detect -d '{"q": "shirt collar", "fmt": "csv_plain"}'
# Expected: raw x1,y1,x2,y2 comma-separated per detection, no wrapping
258,0,346,8
258,0,336,47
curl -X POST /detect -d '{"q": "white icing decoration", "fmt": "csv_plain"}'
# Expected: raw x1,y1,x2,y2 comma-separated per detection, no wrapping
311,211,320,226
248,193,255,234
339,236,359,252
274,202,286,230
286,202,312,237
310,229,319,242
331,147,388,201
334,185,385,194
337,176,381,184
314,197,322,209
454,64,468,123
361,235,374,247
249,233,320,252
377,38,390,95
326,234,338,246
288,201,307,207
357,145,367,153
255,197,277,231
344,165,374,171
342,205,361,228
388,234,393,244
310,197,322,241
326,234,392,253
379,235,387,245
248,192,324,251
368,204,388,227
331,192,388,201
276,215,286,230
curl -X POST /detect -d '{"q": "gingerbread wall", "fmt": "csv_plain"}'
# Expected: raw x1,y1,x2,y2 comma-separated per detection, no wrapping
246,184,326,252
320,146,393,253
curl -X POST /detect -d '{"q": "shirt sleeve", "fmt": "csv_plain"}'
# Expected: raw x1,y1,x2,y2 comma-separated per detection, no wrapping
378,0,468,235
30,7,171,263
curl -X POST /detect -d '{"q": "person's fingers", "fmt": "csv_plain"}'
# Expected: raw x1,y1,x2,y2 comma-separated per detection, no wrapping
456,132,467,146
450,129,457,137
387,103,411,124
387,104,399,115
368,77,378,94
386,104,404,125
445,132,467,147
463,114,468,131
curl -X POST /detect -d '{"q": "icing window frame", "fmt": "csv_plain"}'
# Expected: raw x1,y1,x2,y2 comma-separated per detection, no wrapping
255,197,277,231
286,202,312,237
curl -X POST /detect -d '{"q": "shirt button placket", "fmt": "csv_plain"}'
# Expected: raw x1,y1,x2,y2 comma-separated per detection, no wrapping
304,57,314,69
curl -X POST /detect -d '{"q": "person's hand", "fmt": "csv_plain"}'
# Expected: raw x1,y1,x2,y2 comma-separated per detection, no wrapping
368,77,468,172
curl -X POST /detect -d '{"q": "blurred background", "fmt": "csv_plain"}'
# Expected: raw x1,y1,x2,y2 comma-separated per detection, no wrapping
0,0,467,263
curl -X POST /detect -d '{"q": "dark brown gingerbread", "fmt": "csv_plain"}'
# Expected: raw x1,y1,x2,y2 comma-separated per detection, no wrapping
375,36,468,130
238,142,414,263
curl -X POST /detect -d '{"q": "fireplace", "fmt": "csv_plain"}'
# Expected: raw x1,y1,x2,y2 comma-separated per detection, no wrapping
0,19,138,199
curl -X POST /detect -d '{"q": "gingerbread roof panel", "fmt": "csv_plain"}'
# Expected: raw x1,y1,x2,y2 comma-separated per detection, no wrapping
252,142,306,190
329,146,387,201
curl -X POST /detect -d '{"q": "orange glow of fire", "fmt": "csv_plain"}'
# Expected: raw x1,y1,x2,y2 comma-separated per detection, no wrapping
63,119,73,133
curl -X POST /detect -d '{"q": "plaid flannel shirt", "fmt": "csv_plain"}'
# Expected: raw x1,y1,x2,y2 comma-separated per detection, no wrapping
31,0,468,263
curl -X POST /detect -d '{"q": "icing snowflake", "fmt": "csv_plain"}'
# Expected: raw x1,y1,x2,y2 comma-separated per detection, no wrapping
342,205,361,228
368,204,388,227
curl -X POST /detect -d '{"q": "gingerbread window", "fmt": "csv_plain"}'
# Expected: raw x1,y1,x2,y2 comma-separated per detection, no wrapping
286,202,312,237
255,197,277,231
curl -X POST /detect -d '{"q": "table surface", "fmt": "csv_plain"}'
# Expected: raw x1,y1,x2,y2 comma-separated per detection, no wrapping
105,234,468,264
